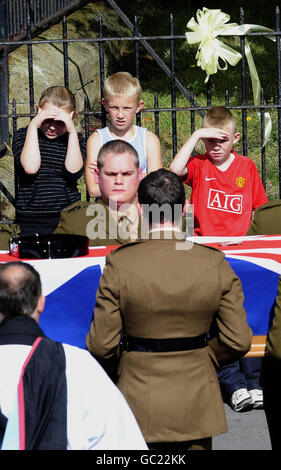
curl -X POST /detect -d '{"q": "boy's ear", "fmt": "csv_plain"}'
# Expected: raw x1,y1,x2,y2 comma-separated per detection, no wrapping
233,132,240,144
101,98,108,110
136,101,145,113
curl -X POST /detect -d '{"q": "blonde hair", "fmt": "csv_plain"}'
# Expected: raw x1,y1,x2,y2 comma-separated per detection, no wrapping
103,72,142,103
38,86,76,114
203,106,237,132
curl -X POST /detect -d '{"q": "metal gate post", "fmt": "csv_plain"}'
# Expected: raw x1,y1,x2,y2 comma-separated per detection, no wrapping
0,0,9,144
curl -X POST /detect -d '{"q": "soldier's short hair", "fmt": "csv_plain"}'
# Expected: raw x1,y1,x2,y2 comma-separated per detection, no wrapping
97,140,139,170
138,169,186,224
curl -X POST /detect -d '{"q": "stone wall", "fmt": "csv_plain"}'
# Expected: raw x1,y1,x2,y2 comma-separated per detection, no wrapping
1,1,131,219
8,1,130,129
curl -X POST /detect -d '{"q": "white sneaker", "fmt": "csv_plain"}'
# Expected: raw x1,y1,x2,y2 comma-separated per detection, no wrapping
231,388,253,412
249,389,263,409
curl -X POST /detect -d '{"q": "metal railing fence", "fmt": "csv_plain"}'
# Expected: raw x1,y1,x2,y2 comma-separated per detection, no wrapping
3,0,89,41
0,1,281,204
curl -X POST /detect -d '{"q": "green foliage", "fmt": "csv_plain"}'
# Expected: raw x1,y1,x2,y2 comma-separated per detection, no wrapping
140,88,280,200
119,1,280,200
79,1,280,201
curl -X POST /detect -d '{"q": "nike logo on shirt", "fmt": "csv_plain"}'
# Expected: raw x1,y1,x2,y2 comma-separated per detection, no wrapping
205,177,216,181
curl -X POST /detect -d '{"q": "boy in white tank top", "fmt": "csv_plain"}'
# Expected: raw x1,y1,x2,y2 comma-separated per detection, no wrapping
85,72,162,198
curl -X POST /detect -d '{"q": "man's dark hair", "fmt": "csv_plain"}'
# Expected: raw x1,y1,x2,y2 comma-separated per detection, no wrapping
97,139,139,169
138,169,186,224
0,262,42,318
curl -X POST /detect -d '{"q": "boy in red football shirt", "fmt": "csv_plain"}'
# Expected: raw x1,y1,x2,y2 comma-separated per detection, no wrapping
171,107,267,410
170,106,268,236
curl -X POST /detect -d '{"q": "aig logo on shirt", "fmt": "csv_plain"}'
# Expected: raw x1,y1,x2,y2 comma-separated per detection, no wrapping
207,189,243,214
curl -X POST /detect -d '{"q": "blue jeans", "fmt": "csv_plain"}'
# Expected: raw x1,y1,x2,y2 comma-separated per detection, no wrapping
218,357,262,397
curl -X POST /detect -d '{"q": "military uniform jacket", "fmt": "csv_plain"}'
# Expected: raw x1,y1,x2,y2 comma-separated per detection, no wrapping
86,232,252,443
247,200,281,235
55,199,141,246
0,224,15,250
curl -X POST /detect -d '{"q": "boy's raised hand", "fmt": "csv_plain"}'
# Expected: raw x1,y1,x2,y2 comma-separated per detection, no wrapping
32,105,75,133
195,127,229,141
170,127,230,177
31,107,54,128
88,160,97,175
53,108,75,133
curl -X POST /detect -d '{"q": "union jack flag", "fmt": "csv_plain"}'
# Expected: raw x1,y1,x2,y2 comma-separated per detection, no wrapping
1,235,280,355
192,235,281,356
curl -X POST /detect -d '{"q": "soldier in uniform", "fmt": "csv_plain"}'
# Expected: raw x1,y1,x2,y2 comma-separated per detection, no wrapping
86,168,252,450
247,199,281,448
55,140,143,246
0,224,15,251
261,275,281,450
247,200,281,235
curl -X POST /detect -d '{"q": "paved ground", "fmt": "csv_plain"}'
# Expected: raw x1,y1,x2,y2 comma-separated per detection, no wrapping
213,403,271,450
